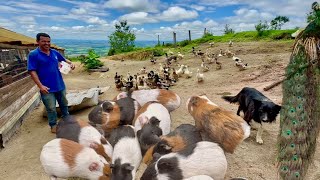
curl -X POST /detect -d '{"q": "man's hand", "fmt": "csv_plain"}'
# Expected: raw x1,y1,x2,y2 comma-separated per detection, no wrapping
70,63,75,70
40,85,50,94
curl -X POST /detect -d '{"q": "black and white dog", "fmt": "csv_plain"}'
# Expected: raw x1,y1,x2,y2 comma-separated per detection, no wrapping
222,87,281,144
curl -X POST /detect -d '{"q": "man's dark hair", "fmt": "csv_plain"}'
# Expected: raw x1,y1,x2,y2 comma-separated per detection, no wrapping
36,33,50,41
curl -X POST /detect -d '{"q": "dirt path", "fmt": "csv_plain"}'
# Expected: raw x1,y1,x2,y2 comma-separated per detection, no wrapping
0,41,319,180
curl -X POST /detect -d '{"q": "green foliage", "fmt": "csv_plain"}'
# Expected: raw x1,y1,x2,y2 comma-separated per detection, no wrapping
108,20,136,56
66,55,86,62
82,49,104,70
224,24,235,34
152,48,165,56
255,20,269,36
178,39,191,47
270,16,290,30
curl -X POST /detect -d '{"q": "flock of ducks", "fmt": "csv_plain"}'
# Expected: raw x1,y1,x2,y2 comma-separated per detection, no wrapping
113,40,248,91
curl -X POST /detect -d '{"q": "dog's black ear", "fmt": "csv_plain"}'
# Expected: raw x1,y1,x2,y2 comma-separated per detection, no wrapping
275,104,281,112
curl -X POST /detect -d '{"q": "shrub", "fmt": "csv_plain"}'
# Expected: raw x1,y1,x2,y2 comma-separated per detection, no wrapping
82,49,104,70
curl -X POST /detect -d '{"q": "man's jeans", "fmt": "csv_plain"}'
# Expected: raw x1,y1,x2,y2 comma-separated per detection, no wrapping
41,89,69,127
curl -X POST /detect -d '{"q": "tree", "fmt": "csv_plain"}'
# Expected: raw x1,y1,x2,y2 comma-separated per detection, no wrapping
270,16,289,30
224,24,235,34
108,20,136,56
255,20,269,36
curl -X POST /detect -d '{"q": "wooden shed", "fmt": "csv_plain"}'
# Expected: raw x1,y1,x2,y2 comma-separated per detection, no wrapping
0,27,65,147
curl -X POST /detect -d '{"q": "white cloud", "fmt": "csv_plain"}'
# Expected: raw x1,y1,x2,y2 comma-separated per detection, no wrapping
7,1,67,13
104,0,160,13
190,4,206,11
86,17,107,25
71,8,87,15
72,26,85,30
158,6,198,21
50,26,66,31
119,12,157,24
13,16,36,25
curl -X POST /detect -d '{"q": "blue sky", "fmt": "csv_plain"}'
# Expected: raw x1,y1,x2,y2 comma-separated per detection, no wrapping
0,0,315,41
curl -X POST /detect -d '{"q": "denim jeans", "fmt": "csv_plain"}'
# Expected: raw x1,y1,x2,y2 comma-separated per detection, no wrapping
41,89,69,127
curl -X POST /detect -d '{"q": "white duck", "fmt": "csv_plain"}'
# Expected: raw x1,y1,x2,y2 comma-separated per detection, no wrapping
196,69,204,82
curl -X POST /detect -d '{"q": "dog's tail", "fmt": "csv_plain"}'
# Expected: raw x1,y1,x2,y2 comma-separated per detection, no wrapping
222,95,238,103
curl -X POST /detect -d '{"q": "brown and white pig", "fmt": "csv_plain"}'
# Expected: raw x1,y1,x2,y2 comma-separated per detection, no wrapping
133,101,171,135
186,95,250,153
142,124,202,165
115,89,181,112
40,138,111,180
141,141,227,180
137,117,163,155
88,95,140,137
108,125,142,180
56,115,113,162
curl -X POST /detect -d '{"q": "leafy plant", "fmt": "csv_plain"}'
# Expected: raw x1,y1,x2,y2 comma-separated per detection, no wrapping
224,24,235,34
270,16,289,30
108,20,136,56
82,49,103,70
255,20,269,36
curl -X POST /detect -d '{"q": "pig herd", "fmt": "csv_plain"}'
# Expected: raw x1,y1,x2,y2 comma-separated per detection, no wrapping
40,89,250,180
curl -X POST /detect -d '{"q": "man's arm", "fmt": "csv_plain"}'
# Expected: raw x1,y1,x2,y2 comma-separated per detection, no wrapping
29,71,50,94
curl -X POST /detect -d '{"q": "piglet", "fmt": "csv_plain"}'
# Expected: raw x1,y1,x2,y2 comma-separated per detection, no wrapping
141,141,227,180
115,89,181,112
88,94,140,137
134,101,171,135
137,117,163,155
143,124,202,165
184,175,214,180
187,95,250,153
108,125,142,180
40,138,111,180
56,115,113,162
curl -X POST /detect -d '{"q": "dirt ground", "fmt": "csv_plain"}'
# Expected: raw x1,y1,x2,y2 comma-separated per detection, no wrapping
0,41,319,180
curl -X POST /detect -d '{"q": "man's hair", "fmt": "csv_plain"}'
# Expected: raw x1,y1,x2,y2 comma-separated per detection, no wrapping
36,33,50,41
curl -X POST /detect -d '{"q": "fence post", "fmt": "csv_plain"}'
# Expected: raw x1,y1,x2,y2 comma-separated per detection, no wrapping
173,32,177,47
189,30,191,41
204,28,207,35
157,35,160,46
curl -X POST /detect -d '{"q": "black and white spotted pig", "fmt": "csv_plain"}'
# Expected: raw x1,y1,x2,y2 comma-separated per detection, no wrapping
56,115,113,162
108,125,142,180
143,124,202,165
141,141,227,180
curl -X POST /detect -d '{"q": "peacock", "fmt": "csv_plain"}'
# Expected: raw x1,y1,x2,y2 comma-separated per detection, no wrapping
277,2,320,180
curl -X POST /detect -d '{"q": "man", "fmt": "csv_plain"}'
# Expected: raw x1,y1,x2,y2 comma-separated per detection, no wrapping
27,33,75,133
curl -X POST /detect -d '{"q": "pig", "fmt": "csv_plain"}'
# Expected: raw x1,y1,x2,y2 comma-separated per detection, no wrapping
184,175,214,180
88,94,140,138
142,124,202,165
115,89,181,112
56,115,113,162
137,117,163,155
40,138,111,180
187,95,250,153
141,141,227,180
134,101,171,135
108,125,142,180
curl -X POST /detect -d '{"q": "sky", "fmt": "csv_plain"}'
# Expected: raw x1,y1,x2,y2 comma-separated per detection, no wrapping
0,0,316,41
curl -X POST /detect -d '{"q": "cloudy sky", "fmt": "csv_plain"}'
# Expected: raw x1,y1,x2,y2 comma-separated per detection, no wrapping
0,0,315,41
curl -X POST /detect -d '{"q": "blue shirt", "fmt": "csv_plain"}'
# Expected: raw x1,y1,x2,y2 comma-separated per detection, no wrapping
27,47,66,92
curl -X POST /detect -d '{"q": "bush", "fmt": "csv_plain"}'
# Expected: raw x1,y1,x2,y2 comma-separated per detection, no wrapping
152,48,165,56
255,21,269,37
178,40,191,47
82,49,104,70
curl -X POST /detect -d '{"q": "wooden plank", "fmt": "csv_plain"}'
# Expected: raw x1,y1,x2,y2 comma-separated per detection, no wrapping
0,84,38,122
0,92,40,147
0,76,32,102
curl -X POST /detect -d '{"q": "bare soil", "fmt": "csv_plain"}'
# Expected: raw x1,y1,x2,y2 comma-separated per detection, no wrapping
0,41,319,180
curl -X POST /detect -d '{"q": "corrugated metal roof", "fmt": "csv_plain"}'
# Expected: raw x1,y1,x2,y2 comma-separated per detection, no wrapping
0,27,64,50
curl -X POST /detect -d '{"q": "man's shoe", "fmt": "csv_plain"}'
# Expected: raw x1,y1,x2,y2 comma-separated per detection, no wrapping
51,125,57,133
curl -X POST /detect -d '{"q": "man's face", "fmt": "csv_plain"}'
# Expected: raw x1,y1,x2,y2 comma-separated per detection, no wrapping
37,36,50,51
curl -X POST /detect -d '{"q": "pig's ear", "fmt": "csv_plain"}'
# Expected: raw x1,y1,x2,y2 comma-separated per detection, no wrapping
89,162,100,171
153,153,161,161
139,116,149,126
157,159,173,171
124,164,134,171
89,142,99,149
190,96,199,105
160,144,172,151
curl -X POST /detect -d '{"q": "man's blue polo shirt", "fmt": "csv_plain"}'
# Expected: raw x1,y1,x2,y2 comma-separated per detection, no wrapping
27,47,66,93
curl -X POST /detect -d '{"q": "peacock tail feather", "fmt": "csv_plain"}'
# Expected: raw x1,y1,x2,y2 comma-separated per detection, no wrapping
277,2,320,180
